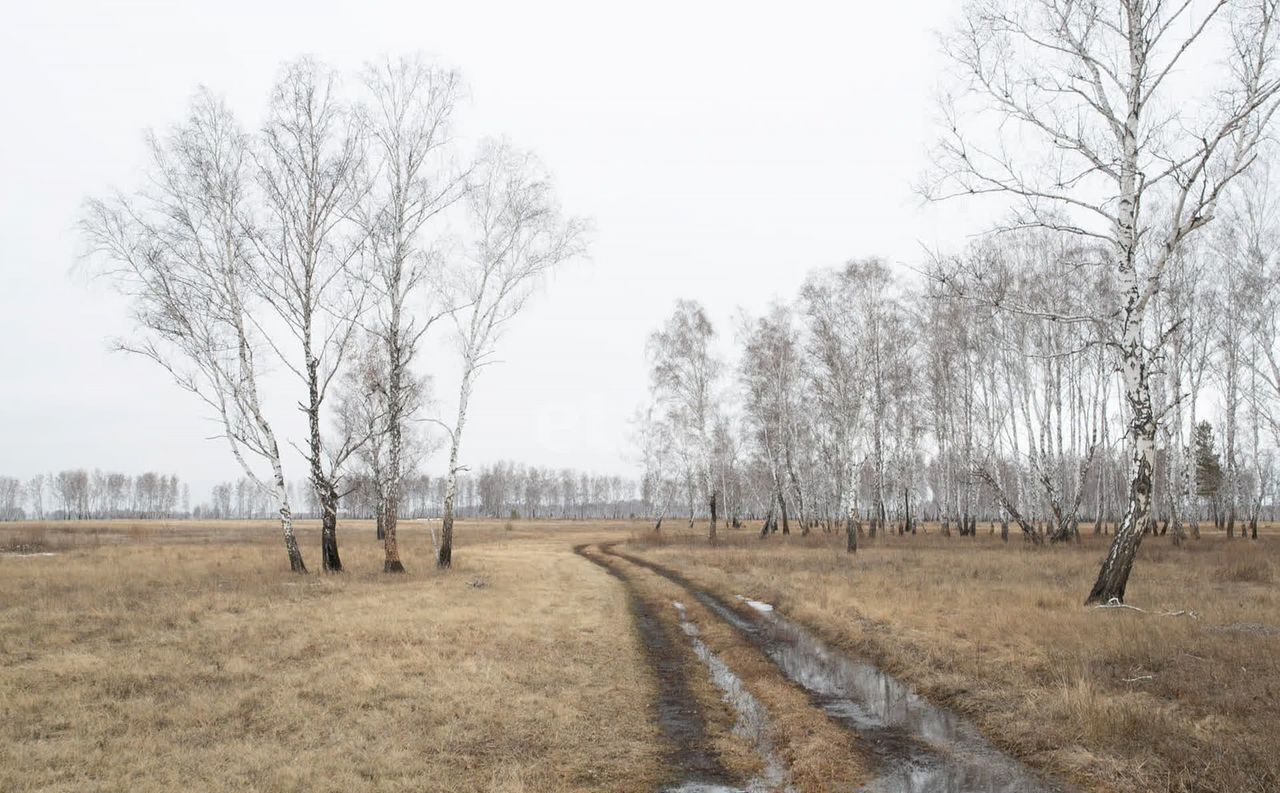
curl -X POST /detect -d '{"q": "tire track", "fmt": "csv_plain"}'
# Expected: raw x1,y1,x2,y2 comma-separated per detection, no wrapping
599,543,1073,793
573,544,739,791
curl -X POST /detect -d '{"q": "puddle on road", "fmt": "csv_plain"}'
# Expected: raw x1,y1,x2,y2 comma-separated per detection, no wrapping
700,595,1065,793
612,549,1069,793
670,602,795,793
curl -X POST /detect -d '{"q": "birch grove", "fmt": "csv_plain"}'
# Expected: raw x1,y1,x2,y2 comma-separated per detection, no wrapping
925,0,1280,603
635,168,1280,575
83,54,585,573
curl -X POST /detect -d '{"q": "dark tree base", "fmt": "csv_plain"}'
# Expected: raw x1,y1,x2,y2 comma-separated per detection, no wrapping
322,545,343,573
384,560,406,573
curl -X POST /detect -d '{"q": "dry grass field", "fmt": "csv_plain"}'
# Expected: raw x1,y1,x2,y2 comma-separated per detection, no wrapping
628,523,1280,793
2,518,1276,792
0,519,663,793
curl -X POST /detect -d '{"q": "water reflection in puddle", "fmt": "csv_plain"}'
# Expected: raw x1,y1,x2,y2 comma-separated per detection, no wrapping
669,602,796,793
689,593,1068,793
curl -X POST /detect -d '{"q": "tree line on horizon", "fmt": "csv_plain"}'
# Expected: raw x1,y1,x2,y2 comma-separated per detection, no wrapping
0,471,185,521
0,463,644,524
191,465,641,523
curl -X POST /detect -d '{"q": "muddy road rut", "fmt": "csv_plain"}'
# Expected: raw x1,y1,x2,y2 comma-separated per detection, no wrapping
579,542,1074,793
573,543,735,789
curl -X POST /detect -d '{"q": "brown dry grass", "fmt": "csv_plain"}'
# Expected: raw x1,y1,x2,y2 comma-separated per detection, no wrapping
5,517,1277,792
629,523,1280,793
0,519,663,793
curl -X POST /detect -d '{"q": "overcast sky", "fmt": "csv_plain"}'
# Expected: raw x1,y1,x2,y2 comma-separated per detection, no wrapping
0,0,983,501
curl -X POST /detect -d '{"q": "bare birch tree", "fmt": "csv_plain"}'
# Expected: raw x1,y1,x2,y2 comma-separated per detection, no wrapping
83,90,307,571
739,305,807,536
434,141,586,568
927,0,1280,603
360,56,467,572
25,475,44,521
335,336,431,539
251,58,369,572
634,406,677,531
648,300,723,543
837,259,908,537
800,268,868,551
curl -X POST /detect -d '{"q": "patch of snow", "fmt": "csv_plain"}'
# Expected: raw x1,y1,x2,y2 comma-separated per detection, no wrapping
2,551,58,558
743,598,773,612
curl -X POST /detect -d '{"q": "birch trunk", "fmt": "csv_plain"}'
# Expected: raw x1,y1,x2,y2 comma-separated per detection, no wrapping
1086,314,1155,603
305,351,343,573
383,321,406,572
708,490,718,542
237,319,306,572
845,501,859,553
1087,78,1154,603
438,440,459,569
843,458,859,552
437,366,473,569
273,463,306,573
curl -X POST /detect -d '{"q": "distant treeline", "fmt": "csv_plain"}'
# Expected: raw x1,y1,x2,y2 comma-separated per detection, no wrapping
201,462,641,521
0,463,640,522
0,471,186,521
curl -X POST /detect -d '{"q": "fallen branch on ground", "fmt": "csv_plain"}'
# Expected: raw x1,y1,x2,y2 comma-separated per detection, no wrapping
1093,598,1199,619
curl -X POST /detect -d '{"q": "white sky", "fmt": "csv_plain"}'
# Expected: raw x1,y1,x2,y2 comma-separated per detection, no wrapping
0,0,983,501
